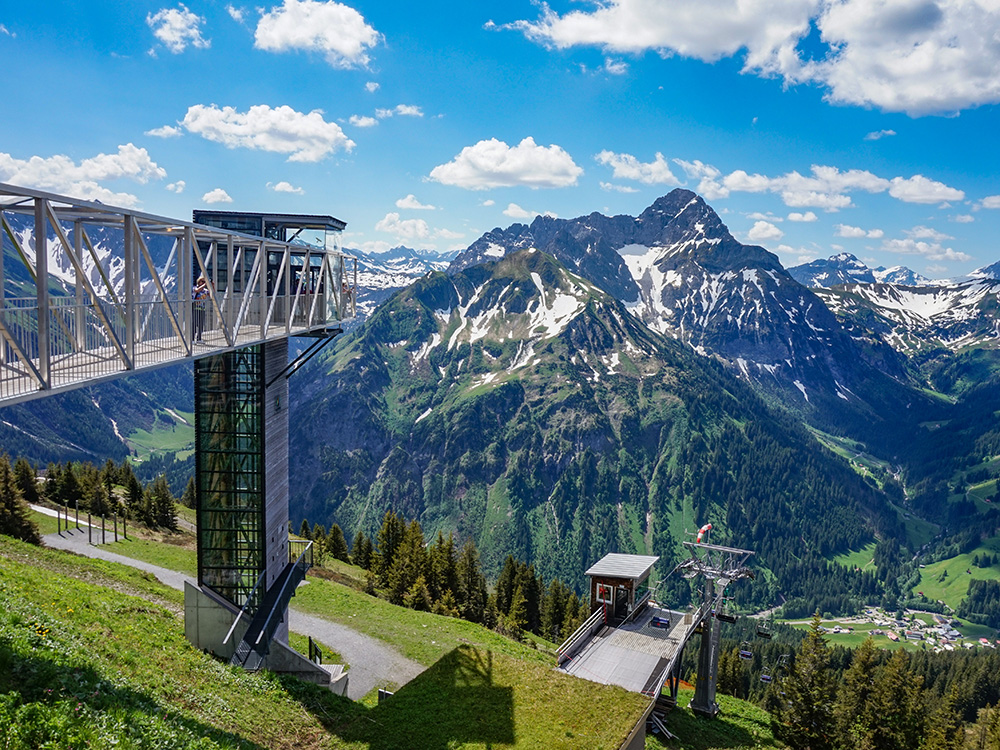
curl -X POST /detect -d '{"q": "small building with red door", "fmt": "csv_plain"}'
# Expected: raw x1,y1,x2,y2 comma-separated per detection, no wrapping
586,553,659,620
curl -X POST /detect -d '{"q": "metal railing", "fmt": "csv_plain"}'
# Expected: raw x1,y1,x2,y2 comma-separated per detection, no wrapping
0,182,356,405
556,606,606,665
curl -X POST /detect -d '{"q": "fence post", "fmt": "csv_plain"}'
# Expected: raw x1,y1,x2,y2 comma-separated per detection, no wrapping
113,512,118,542
88,512,92,544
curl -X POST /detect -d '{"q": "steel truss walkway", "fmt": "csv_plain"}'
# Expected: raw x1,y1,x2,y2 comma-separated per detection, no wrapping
0,183,356,406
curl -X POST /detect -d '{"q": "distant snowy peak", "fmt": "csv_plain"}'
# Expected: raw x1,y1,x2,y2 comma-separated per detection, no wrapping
789,253,932,289
970,260,1000,281
872,266,932,287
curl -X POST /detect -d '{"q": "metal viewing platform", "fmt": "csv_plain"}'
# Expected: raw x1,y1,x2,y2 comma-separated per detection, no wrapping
0,183,356,406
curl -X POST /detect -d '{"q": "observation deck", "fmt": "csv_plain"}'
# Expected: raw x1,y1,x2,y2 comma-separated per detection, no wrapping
0,183,356,406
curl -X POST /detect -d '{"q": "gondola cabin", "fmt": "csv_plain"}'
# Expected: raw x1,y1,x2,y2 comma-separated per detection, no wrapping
585,553,659,622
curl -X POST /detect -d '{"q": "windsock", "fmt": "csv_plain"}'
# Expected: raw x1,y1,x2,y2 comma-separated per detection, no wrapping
696,523,713,543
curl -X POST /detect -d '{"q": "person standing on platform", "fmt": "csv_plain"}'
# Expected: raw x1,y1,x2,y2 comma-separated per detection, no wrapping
193,276,209,342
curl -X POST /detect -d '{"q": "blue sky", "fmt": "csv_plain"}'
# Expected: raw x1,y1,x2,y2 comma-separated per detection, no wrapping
1,0,998,278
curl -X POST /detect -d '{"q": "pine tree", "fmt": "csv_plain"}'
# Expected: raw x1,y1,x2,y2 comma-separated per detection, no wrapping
495,555,518,615
374,509,405,586
922,684,964,750
504,584,527,641
326,523,350,562
299,519,311,539
0,455,41,545
833,637,879,748
869,649,924,750
148,475,176,529
772,612,835,750
388,520,427,606
456,540,487,623
181,476,196,509
12,458,38,506
351,529,373,570
427,530,458,602
312,523,327,544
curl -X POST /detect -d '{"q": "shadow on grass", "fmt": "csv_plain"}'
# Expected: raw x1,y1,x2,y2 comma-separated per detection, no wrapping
0,640,266,749
285,644,516,750
655,695,775,750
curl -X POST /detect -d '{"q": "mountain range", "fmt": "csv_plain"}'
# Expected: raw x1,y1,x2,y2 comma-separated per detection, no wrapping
5,190,1000,614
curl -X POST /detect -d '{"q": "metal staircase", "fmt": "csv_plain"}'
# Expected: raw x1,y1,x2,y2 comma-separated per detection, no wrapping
230,540,313,670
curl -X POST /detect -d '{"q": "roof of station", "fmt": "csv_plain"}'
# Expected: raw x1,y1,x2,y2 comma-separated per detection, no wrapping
585,553,660,581
192,209,347,232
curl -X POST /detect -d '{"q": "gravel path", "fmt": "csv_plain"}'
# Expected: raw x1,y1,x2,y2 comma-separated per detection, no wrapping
40,529,424,700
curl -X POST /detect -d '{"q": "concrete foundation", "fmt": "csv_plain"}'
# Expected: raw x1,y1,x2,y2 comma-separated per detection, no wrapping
184,581,346,695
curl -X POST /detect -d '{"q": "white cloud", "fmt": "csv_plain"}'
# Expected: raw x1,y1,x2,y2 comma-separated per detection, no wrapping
481,199,495,207
166,180,185,193
270,180,304,194
254,0,380,69
747,220,784,242
952,214,974,223
864,129,896,141
835,224,882,238
925,263,948,275
226,5,245,23
396,194,436,210
595,151,680,185
503,203,557,220
0,144,166,207
435,228,464,239
671,161,961,212
147,5,210,54
508,0,1000,115
882,237,971,262
429,137,583,190
375,212,430,240
360,240,393,254
905,226,952,241
603,58,628,75
0,24,13,38
776,244,817,264
979,195,1000,209
888,175,964,204
673,159,729,200
747,211,781,222
787,211,817,222
600,181,639,193
365,81,379,93
349,114,378,128
202,188,233,204
145,125,183,138
375,104,425,119
181,104,354,162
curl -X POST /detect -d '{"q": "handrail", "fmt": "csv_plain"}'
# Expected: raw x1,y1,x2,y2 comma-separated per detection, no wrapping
556,606,605,660
254,540,313,649
640,601,713,698
223,568,267,645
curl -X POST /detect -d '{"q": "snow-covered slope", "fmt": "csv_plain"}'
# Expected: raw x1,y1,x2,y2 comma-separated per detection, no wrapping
816,279,1000,353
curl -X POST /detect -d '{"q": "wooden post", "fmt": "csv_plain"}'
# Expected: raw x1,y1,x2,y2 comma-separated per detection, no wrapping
102,514,106,545
88,512,92,544
75,497,79,531
113,512,118,542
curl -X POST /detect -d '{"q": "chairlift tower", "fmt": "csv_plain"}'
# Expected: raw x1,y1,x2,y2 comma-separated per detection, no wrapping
675,537,755,717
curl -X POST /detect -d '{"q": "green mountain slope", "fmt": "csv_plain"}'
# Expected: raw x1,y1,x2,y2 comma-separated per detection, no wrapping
290,250,902,611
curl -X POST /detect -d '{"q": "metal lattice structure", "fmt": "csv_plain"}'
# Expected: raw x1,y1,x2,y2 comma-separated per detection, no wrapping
195,347,266,610
678,540,755,716
0,183,356,406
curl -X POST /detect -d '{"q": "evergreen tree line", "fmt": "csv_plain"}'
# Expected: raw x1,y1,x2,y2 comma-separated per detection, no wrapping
299,509,591,643
958,579,1000,629
0,455,41,545
760,614,1000,750
9,456,177,532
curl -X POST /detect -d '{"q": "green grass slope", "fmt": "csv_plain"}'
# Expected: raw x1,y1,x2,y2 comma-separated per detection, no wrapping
0,536,655,749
